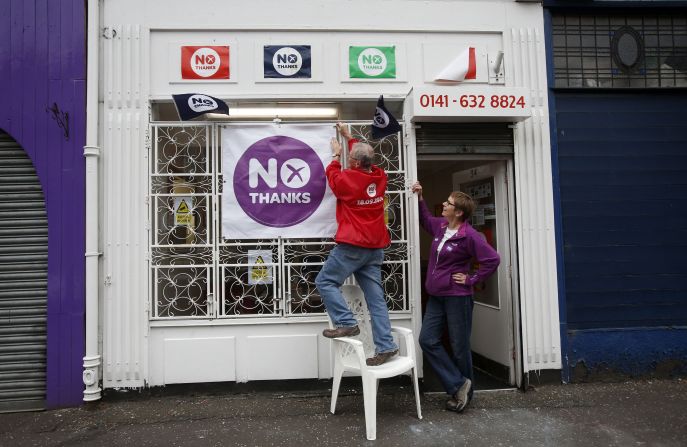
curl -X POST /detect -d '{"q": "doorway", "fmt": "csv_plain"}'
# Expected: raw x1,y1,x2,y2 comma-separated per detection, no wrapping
416,156,518,391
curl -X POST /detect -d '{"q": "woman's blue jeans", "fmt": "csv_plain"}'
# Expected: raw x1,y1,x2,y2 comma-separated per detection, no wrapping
315,244,397,354
419,295,474,397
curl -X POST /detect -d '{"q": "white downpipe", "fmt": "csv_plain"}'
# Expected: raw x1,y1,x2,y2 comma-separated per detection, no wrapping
83,0,101,402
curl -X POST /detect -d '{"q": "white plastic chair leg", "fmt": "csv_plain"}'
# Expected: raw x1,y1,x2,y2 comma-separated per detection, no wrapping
362,375,378,440
412,367,423,419
330,362,344,414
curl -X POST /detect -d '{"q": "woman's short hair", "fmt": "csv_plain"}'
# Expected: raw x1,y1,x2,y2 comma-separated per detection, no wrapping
449,191,475,222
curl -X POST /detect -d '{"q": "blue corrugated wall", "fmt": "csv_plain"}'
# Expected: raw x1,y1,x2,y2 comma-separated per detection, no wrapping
554,92,687,378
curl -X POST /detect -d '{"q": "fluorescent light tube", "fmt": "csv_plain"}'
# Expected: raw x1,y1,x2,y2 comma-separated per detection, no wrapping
228,106,338,119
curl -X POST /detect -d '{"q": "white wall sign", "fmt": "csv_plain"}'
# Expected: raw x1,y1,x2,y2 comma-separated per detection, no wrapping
409,86,531,122
221,123,337,239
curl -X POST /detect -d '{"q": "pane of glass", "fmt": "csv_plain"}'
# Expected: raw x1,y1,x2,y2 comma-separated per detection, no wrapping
658,77,674,87
385,193,404,241
222,265,277,316
582,56,597,69
553,35,566,48
287,265,325,314
582,35,596,48
569,77,583,88
155,126,210,175
597,56,612,69
598,77,614,88
644,34,658,48
567,35,582,48
154,195,210,246
642,17,657,27
580,16,595,25
382,262,407,311
565,15,580,26
553,56,568,69
627,17,642,26
567,56,582,69
646,76,660,88
155,267,210,318
596,32,612,49
658,16,674,26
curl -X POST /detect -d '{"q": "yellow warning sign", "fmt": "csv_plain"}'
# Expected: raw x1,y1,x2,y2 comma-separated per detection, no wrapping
174,197,194,227
248,250,273,285
177,200,190,214
251,256,268,283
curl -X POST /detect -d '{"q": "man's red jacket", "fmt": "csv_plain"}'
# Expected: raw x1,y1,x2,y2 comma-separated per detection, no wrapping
325,139,390,249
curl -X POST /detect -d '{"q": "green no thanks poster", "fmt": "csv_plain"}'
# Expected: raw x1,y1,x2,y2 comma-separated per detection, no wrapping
349,46,396,78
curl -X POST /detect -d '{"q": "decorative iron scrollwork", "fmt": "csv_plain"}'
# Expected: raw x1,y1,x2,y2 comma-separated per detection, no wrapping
150,123,410,319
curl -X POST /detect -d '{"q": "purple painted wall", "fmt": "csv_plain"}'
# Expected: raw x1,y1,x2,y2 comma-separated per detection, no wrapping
0,0,86,407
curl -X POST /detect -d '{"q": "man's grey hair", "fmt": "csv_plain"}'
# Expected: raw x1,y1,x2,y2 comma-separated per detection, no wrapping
350,142,374,169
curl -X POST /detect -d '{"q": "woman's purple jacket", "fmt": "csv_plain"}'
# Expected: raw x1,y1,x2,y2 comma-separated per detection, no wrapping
418,199,501,297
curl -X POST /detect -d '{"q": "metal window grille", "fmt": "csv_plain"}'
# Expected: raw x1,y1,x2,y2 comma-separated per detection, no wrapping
552,13,687,88
149,122,410,320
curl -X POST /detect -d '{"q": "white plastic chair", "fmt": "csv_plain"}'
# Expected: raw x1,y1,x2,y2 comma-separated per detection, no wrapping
329,284,422,441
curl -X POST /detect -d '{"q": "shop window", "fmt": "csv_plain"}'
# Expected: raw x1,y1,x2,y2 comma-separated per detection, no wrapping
552,13,687,88
149,122,410,320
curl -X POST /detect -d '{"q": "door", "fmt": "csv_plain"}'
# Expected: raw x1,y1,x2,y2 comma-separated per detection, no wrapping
453,161,515,384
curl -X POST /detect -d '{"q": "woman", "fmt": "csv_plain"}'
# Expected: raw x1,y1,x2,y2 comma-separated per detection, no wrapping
411,181,500,413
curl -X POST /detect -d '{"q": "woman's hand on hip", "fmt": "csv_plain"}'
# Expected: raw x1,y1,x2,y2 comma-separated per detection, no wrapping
452,272,467,284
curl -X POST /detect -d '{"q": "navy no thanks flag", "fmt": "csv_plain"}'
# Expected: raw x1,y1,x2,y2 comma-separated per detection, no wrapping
172,94,229,121
371,95,402,140
264,45,312,78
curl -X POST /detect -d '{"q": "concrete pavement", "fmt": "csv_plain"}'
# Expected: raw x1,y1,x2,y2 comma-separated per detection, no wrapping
1,378,686,446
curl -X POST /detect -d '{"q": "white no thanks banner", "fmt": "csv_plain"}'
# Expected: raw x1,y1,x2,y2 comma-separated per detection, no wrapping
221,123,337,239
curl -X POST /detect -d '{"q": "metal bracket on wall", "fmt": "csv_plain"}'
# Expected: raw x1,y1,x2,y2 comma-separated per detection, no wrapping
489,51,505,85
102,27,117,39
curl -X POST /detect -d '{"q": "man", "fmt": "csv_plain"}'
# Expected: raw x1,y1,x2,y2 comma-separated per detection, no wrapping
315,123,398,366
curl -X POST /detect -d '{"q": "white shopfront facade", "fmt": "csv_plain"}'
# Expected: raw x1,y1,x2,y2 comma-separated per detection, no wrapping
86,0,561,397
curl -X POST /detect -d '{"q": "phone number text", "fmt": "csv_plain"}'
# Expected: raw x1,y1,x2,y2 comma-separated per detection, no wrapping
419,94,526,109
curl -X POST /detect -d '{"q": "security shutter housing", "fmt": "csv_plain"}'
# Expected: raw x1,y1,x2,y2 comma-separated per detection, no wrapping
415,123,514,155
0,130,47,412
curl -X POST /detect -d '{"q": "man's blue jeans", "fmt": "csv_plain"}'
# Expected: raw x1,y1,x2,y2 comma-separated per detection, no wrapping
419,295,474,397
315,243,397,354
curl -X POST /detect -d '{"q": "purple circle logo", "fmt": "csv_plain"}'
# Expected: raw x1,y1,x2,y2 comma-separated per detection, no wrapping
233,136,326,227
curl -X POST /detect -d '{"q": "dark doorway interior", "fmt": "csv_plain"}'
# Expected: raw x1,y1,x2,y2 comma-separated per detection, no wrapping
416,157,513,392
